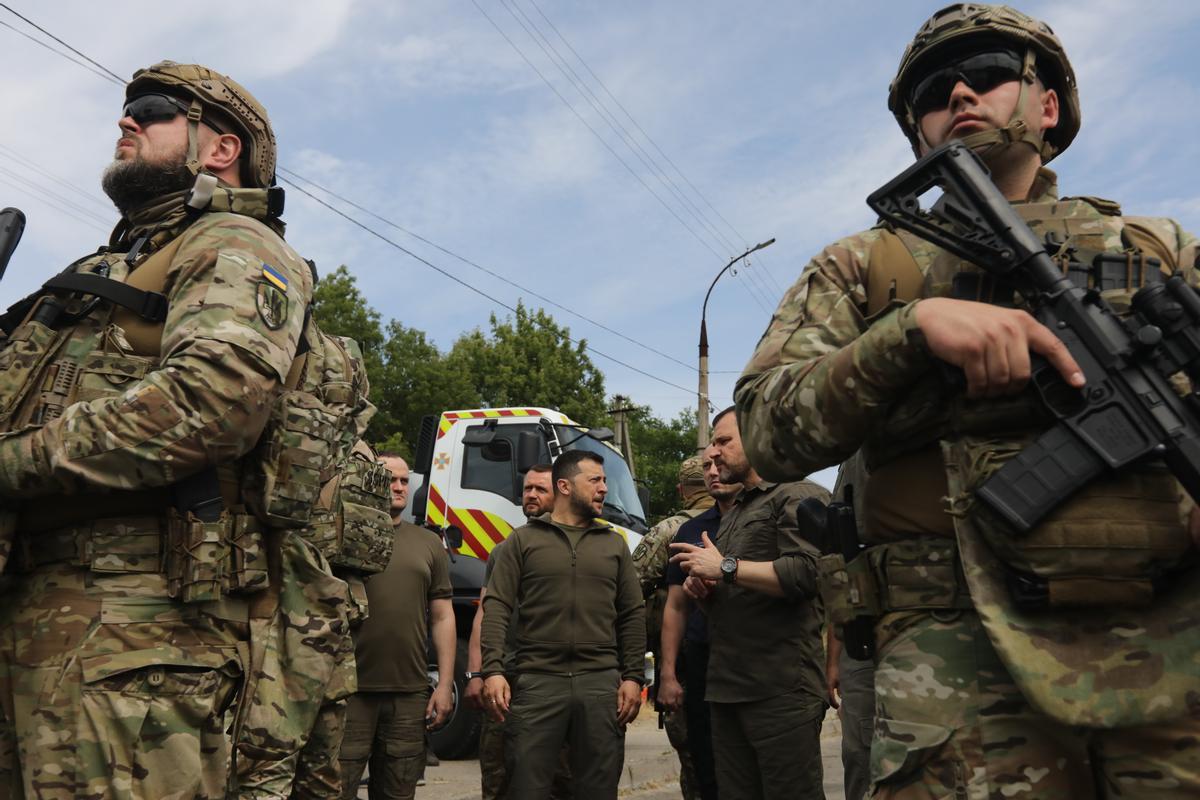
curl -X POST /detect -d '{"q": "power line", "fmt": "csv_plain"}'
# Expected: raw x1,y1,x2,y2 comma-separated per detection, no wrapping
0,19,120,85
0,175,109,234
0,145,114,214
490,0,776,313
278,167,697,372
281,175,697,396
469,0,780,315
0,3,123,83
0,6,723,394
0,165,113,227
525,0,790,297
500,0,777,313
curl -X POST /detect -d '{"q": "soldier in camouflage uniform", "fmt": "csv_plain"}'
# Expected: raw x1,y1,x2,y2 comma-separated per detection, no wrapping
0,62,354,798
632,456,713,800
736,4,1200,798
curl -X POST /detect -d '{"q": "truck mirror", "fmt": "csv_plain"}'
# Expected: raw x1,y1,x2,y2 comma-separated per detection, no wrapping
587,426,615,442
444,525,464,551
637,484,651,518
463,425,496,446
516,431,542,474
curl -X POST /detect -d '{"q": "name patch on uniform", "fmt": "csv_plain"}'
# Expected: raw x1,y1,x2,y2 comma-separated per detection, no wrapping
256,263,289,330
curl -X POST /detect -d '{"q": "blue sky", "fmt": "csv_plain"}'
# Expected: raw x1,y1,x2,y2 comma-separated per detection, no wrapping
1,1,1198,489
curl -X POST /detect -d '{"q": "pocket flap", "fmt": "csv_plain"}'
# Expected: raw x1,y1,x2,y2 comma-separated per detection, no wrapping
81,645,240,684
870,717,954,786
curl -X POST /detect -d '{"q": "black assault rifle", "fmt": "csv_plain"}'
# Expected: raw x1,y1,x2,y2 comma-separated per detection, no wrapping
866,142,1200,532
0,208,25,284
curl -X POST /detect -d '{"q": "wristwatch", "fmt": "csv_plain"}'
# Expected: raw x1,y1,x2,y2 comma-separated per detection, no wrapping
464,671,483,680
720,556,738,584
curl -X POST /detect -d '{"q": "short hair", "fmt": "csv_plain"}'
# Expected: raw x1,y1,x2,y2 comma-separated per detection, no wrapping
552,450,604,486
711,405,737,429
526,463,552,475
377,451,405,460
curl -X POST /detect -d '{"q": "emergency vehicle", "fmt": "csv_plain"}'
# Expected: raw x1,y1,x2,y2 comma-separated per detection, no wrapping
405,407,649,757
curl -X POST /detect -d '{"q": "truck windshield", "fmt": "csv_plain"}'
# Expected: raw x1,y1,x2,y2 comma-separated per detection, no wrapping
555,425,647,533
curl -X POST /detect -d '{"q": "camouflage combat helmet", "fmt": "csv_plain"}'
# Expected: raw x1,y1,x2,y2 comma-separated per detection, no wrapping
126,61,277,187
888,3,1080,162
678,455,706,487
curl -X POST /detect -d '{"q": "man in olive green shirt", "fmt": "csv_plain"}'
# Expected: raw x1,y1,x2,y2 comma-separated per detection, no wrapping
465,464,572,800
338,455,455,799
671,408,830,800
481,450,646,800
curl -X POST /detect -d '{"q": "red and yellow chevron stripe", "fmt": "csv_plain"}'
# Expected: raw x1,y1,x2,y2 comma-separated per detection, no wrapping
436,408,545,439
425,484,514,559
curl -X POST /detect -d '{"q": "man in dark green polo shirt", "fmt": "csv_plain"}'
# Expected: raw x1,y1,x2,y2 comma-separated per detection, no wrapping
480,450,646,800
671,408,830,800
338,454,455,799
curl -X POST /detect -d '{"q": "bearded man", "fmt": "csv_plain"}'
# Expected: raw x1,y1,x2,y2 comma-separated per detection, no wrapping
480,450,646,800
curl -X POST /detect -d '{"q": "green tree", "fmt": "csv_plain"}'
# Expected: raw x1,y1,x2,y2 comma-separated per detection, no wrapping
620,405,698,522
372,320,481,450
309,265,394,441
449,302,608,426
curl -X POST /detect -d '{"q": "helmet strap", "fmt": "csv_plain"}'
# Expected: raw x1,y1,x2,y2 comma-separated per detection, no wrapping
184,98,205,176
958,48,1051,163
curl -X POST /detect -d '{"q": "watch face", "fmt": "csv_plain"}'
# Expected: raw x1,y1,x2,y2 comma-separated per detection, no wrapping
720,556,737,582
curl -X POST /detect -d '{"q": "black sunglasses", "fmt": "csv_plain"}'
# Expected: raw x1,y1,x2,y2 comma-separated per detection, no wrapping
122,93,226,135
908,50,1025,118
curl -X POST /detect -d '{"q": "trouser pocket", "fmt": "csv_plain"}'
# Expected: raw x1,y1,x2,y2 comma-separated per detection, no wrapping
79,646,241,800
870,717,957,799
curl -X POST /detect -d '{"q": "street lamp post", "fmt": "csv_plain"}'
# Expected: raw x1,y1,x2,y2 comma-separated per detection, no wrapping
697,238,776,451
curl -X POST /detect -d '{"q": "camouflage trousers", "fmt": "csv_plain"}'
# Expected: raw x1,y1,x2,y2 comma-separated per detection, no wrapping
663,707,699,800
232,533,357,799
0,564,244,800
871,609,1200,799
479,710,572,799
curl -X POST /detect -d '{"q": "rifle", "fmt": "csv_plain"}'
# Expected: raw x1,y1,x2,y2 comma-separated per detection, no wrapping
0,208,25,284
798,490,875,660
866,142,1200,533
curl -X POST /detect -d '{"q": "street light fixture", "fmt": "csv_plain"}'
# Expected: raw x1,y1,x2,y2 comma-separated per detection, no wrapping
697,238,776,451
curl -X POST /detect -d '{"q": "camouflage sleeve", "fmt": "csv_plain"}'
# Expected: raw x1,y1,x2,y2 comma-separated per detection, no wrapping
734,232,935,482
771,480,831,601
0,213,312,496
481,529,522,677
614,542,648,684
631,515,682,598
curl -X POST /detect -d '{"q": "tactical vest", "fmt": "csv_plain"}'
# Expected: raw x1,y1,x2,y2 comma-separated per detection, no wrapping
855,195,1194,610
0,208,391,600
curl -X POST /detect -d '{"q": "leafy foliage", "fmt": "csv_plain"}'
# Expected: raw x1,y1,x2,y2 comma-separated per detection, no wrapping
620,405,699,522
309,267,697,519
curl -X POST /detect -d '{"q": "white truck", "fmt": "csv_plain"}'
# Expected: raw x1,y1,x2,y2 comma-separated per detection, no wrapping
404,406,649,757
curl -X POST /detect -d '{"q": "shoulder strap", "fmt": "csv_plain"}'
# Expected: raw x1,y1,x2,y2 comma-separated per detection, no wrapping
866,228,924,317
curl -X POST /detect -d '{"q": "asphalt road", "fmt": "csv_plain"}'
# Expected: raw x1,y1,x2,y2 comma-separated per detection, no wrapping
368,706,847,800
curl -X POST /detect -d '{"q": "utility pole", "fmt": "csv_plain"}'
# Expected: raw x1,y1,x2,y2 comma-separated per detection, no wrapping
608,395,637,479
697,238,776,451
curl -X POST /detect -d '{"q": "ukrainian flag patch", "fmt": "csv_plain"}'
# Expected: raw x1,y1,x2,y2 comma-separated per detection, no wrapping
261,263,289,292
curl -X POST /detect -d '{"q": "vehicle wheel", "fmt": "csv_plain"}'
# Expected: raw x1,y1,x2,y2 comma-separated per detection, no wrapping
429,637,480,760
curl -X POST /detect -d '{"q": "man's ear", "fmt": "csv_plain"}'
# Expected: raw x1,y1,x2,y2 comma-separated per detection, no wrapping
201,131,242,179
1039,87,1060,132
